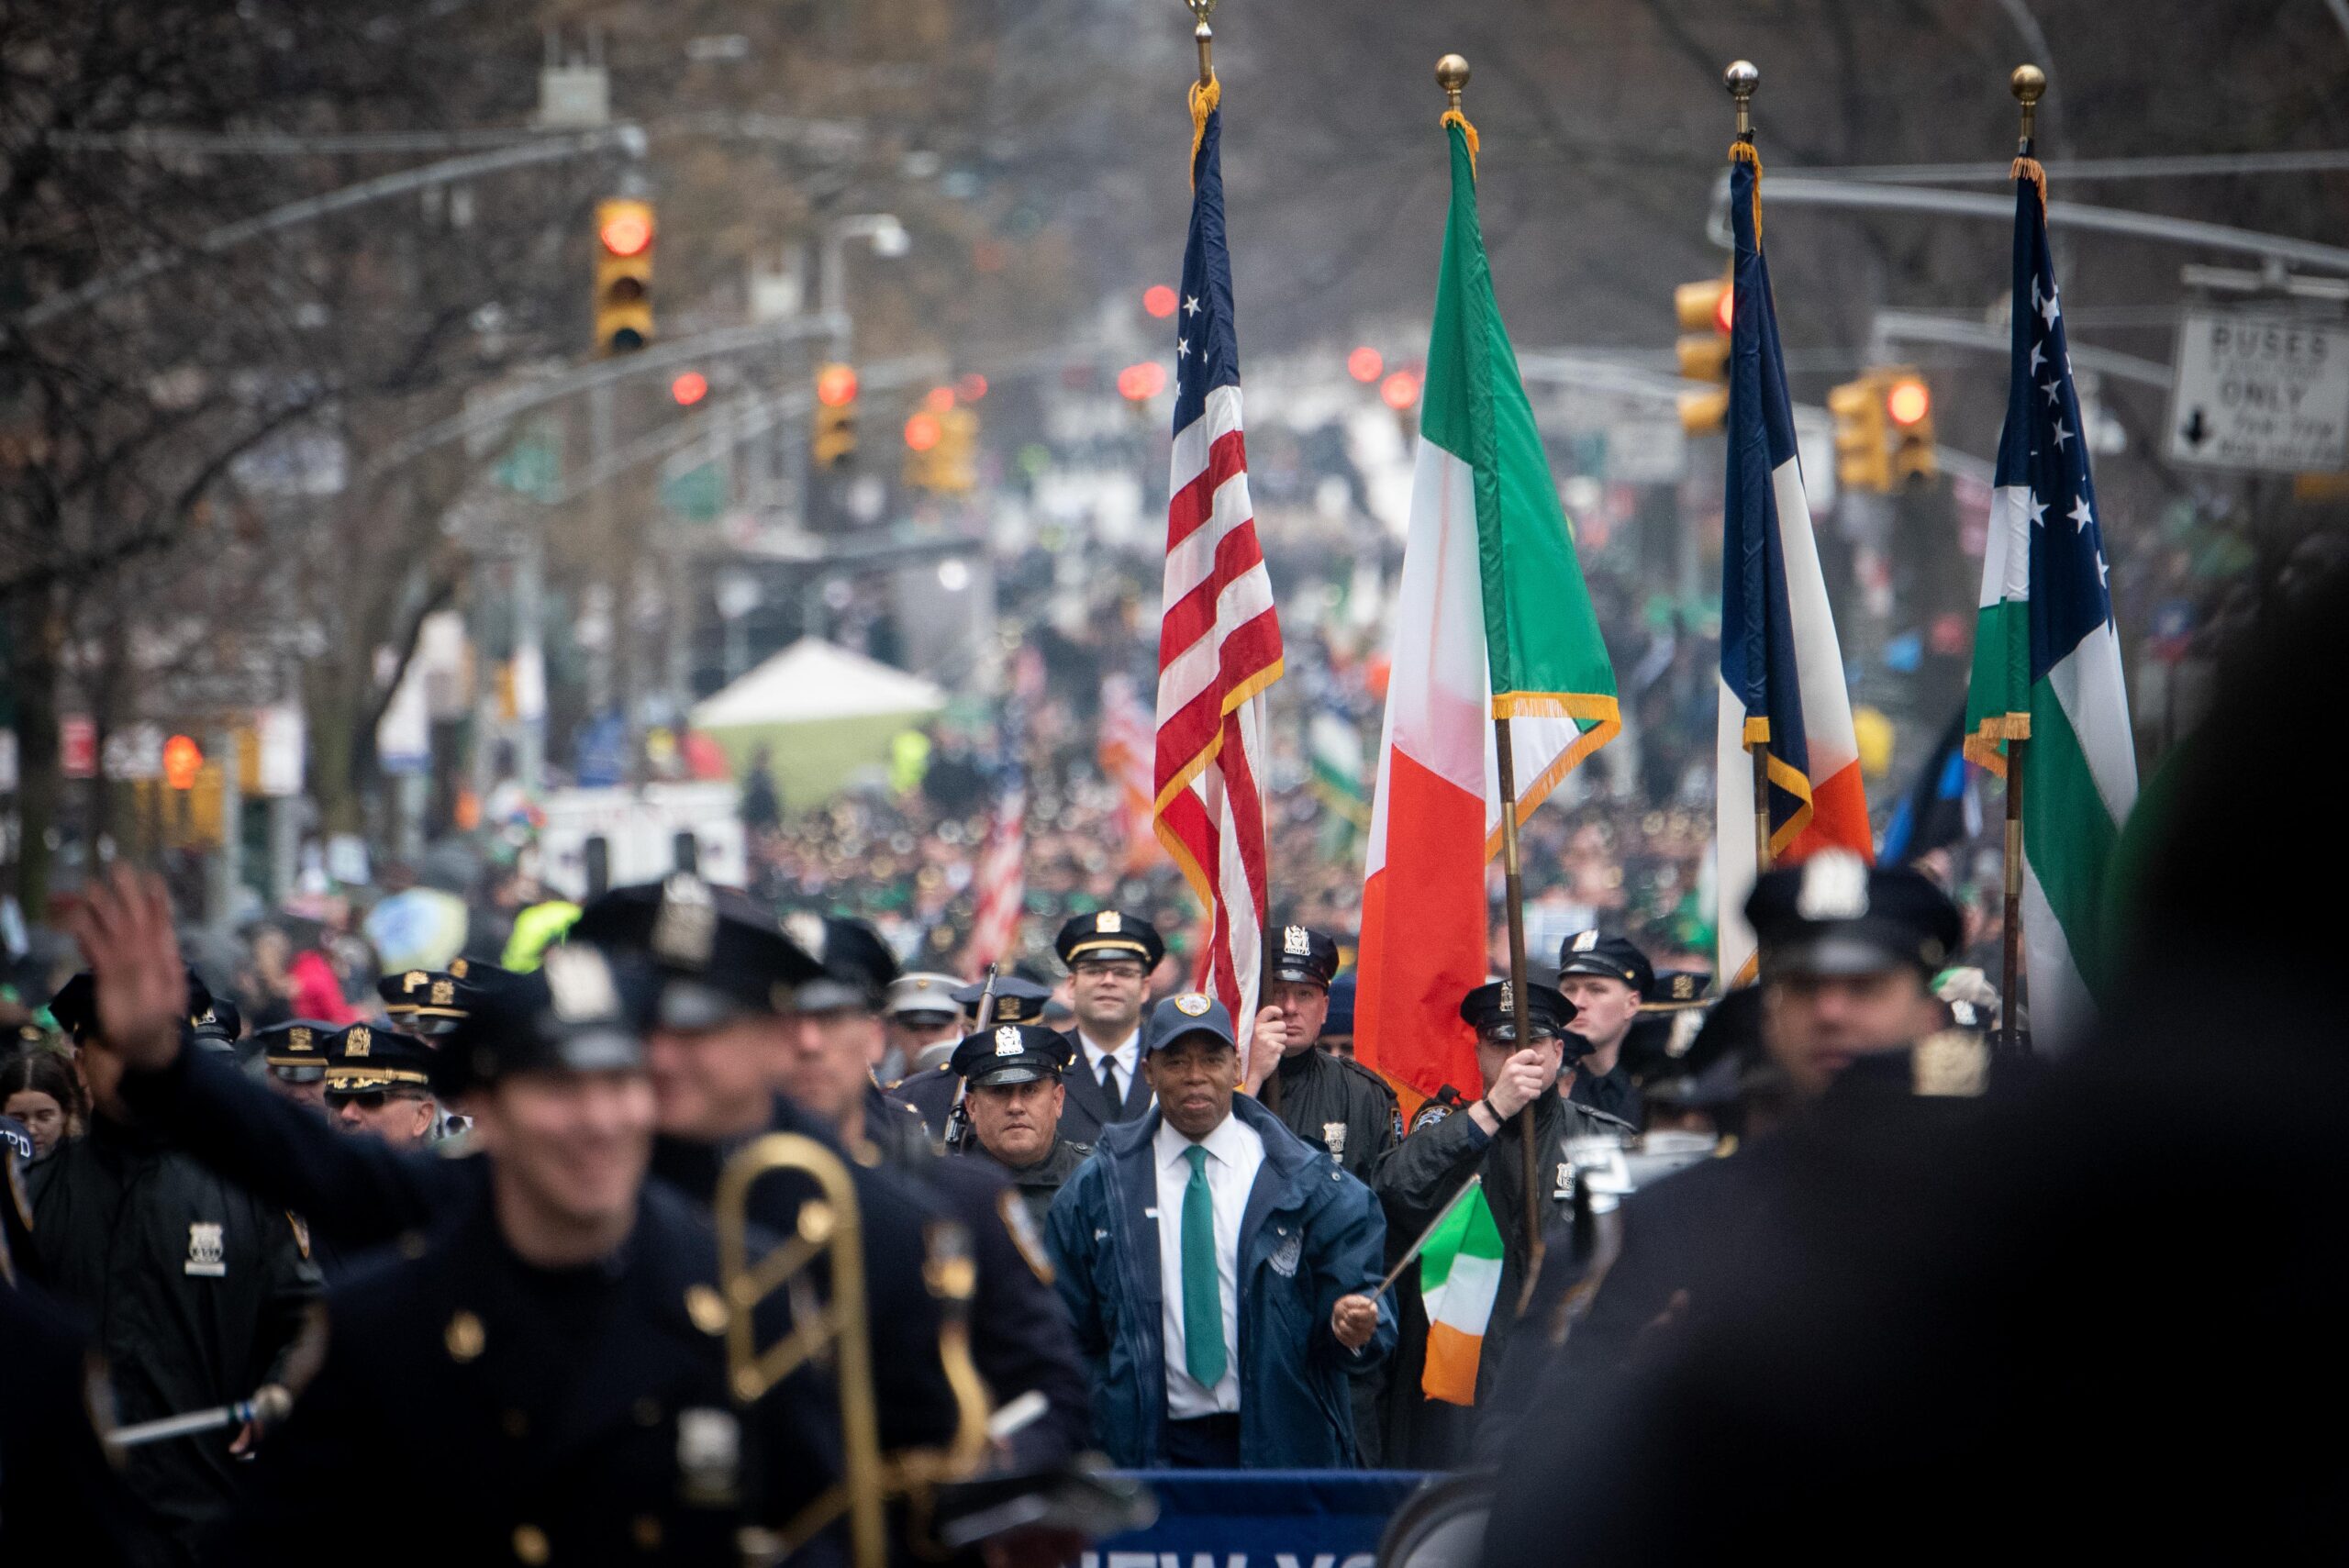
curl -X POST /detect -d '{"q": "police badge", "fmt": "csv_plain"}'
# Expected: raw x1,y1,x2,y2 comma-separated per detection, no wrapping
1322,1120,1349,1158
994,1024,1025,1055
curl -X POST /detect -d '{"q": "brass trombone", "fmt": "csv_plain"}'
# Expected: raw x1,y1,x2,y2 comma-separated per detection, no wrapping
714,1132,996,1568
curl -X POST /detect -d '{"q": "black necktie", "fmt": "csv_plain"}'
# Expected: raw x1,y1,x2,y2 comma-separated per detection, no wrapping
1098,1054,1121,1104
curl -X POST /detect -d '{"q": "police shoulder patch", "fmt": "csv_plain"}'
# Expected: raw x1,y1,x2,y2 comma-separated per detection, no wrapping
996,1189,1054,1285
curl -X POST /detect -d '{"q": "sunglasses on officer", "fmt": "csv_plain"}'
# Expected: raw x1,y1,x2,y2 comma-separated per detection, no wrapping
327,1088,431,1112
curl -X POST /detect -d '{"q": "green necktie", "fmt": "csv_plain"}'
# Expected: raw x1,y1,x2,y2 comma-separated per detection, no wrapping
1180,1144,1228,1386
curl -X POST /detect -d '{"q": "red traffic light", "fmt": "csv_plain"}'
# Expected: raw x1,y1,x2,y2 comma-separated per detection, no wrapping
955,373,988,403
1118,361,1167,401
1380,370,1421,410
1714,286,1733,336
1348,347,1384,384
904,411,943,451
923,385,956,415
815,363,859,408
1886,377,1931,428
1142,285,1179,319
671,372,708,406
598,208,652,258
162,734,204,791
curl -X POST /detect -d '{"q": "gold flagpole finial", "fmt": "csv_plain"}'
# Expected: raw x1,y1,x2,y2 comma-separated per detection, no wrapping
1724,60,1759,140
1436,54,1470,113
2010,63,2046,153
1186,0,1217,86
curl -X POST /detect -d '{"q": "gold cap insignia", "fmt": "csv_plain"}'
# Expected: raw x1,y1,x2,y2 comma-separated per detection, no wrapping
1096,910,1122,933
431,979,456,1006
1174,993,1211,1017
344,1026,371,1057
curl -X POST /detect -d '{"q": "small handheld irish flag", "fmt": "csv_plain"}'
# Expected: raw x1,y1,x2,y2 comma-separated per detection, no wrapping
1419,1178,1505,1405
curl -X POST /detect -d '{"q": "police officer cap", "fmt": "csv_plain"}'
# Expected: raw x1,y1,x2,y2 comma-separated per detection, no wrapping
1054,910,1164,971
1141,993,1238,1056
948,1023,1076,1090
1323,973,1356,1039
1267,925,1340,989
1745,851,1963,978
1643,969,1713,1012
48,968,234,1052
1556,929,1655,997
376,959,523,1035
256,1019,337,1083
429,945,649,1097
1458,979,1577,1042
785,913,899,1014
571,873,821,1029
324,1022,434,1096
952,974,1052,1027
885,972,964,1022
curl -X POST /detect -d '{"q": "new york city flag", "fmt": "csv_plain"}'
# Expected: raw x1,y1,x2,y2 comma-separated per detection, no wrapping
1965,165,2138,1048
1714,149,1872,984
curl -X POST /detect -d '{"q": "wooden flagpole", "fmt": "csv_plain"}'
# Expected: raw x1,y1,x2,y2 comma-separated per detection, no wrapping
1998,64,2047,1060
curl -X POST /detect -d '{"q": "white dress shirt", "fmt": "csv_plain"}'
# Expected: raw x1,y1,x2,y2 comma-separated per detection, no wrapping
1152,1110,1264,1418
1077,1028,1141,1105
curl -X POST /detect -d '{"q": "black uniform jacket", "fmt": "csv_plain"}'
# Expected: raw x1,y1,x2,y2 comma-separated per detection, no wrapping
972,1135,1092,1229
27,1118,320,1552
864,1086,1094,1468
1053,1036,1152,1146
1264,1047,1403,1181
1375,1090,1632,1402
221,1181,836,1567
0,1282,138,1566
124,1050,967,1460
891,1064,958,1140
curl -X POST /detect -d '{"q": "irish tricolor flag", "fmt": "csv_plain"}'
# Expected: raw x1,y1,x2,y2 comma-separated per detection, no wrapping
1964,163,2137,1048
1419,1178,1504,1405
1357,112,1620,1117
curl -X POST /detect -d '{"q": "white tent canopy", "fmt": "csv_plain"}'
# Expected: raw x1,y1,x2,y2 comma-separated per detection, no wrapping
691,638,946,729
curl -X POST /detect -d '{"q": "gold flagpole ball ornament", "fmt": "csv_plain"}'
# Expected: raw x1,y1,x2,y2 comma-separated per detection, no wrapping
1436,53,1470,109
2011,62,2046,147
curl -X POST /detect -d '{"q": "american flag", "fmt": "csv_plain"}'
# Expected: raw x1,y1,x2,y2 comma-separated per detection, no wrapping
1153,97,1283,1043
1099,673,1157,873
963,766,1028,973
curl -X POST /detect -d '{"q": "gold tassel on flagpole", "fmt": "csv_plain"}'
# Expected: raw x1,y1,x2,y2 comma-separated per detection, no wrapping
1186,0,1220,183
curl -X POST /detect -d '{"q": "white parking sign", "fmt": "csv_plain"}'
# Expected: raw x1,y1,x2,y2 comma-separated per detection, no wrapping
2167,311,2349,473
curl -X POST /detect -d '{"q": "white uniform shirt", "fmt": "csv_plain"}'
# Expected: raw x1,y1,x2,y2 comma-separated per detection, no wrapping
1152,1110,1264,1418
1076,1028,1141,1104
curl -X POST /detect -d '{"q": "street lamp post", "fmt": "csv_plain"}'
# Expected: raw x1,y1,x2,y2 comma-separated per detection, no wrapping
818,214,909,361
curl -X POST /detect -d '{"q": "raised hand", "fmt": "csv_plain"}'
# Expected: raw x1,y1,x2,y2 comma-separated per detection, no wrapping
65,865,187,1072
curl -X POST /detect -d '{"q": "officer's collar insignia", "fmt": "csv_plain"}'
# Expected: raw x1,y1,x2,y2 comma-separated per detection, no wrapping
1912,1030,1989,1098
1284,925,1311,956
1174,993,1211,1017
345,1026,372,1057
545,945,620,1022
653,873,718,968
1572,930,1599,953
995,1024,1024,1055
1096,911,1122,933
998,1189,1055,1286
1797,849,1871,920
